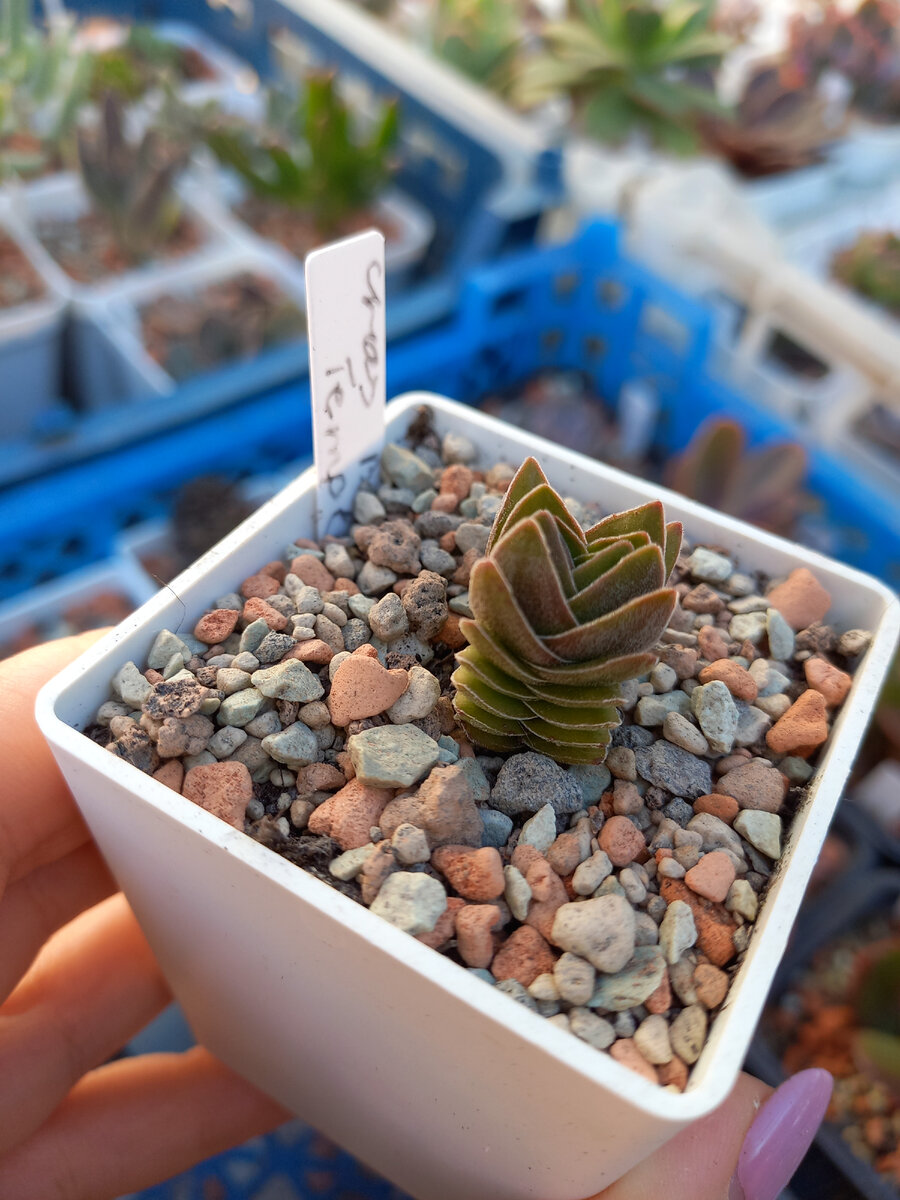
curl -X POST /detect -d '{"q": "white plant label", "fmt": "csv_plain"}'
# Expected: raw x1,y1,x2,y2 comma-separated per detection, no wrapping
306,229,386,539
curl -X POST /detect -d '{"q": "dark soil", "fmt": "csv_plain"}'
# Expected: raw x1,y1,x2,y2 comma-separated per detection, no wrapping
37,210,204,284
0,235,45,308
140,271,305,382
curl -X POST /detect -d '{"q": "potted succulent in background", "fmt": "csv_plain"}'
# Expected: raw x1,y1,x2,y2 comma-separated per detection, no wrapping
28,93,205,290
0,0,92,184
832,231,900,319
757,867,900,1198
37,393,899,1200
512,0,731,154
195,73,433,284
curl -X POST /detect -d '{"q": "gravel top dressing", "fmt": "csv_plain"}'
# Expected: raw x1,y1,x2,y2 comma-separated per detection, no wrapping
82,406,871,1091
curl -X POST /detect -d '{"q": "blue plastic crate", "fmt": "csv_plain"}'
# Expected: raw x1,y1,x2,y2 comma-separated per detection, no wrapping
0,220,896,601
0,0,561,490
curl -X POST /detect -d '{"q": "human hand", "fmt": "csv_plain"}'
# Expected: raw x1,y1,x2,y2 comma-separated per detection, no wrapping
0,634,289,1200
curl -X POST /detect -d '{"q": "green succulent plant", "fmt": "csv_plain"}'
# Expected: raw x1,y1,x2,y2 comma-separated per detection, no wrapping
665,418,808,535
429,0,523,91
513,0,731,153
89,23,210,103
0,0,93,179
77,92,188,264
202,73,398,237
853,942,900,1095
832,231,900,317
451,457,681,764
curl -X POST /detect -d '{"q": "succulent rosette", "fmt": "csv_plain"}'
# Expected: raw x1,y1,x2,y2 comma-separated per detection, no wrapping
451,457,681,764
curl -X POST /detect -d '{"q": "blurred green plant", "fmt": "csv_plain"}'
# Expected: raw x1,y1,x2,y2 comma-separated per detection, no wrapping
89,23,211,103
665,417,808,535
428,0,523,91
854,942,900,1095
513,0,731,152
832,231,900,316
77,92,188,263
202,73,398,236
452,456,681,763
0,0,93,179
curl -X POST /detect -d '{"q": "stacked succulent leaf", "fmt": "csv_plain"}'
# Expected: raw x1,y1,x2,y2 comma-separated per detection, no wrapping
452,457,681,764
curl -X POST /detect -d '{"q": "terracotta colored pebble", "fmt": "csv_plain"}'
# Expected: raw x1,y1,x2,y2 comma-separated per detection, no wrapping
511,844,545,875
289,554,336,593
522,858,569,941
417,896,465,950
766,568,831,631
352,643,379,660
684,850,736,904
655,847,675,862
194,608,240,644
307,779,393,850
766,689,829,757
714,759,788,813
439,530,457,553
804,656,852,707
145,668,165,686
609,1038,659,1085
152,759,184,792
292,538,319,551
452,548,481,587
599,815,646,867
182,761,253,830
283,639,334,665
328,656,409,726
645,970,672,1015
431,494,458,513
455,904,502,968
693,963,729,1009
491,925,557,987
258,560,286,583
659,878,737,967
693,794,739,824
657,1055,689,1091
436,612,467,650
240,572,280,600
242,597,289,632
697,625,730,662
334,577,360,595
440,463,474,504
698,659,758,702
431,845,505,901
295,762,346,792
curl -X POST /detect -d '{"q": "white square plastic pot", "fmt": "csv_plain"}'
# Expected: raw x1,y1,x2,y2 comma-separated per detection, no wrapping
38,394,900,1200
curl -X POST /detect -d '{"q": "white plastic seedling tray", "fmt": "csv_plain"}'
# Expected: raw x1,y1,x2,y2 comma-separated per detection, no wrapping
0,202,67,438
38,395,900,1200
85,243,309,406
187,166,436,290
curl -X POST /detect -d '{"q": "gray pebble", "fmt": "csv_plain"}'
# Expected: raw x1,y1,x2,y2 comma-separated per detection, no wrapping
692,680,739,755
635,691,692,726
568,1008,616,1050
503,865,532,920
551,894,635,972
261,721,319,769
659,899,697,964
369,872,447,935
663,711,709,756
687,548,732,582
588,946,667,1012
554,952,596,1006
572,850,613,895
353,490,387,524
670,1004,708,1064
480,808,514,848
491,752,583,816
519,803,557,853
368,592,409,641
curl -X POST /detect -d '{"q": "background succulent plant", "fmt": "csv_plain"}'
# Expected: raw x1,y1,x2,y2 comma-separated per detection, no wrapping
832,231,900,317
202,73,398,238
512,0,731,153
853,941,900,1096
77,92,188,264
665,417,808,535
451,456,681,763
0,0,92,179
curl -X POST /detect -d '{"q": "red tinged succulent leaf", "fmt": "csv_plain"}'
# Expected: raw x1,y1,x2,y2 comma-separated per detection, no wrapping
486,456,550,552
569,543,666,624
494,483,586,559
664,521,683,579
468,559,563,667
585,500,666,549
491,518,576,636
530,510,578,595
543,588,676,661
571,539,638,590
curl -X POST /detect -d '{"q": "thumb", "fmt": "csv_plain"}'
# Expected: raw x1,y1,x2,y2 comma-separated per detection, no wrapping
593,1068,832,1200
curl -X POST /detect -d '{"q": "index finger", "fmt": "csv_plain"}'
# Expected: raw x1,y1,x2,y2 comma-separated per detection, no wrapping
0,632,108,892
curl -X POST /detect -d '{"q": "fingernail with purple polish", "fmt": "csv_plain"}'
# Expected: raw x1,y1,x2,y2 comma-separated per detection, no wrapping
728,1068,833,1200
